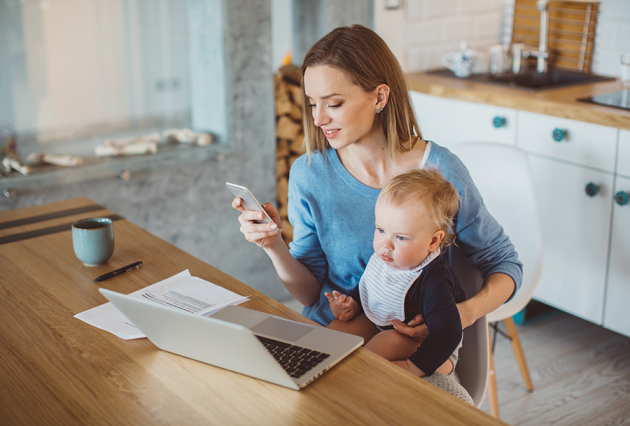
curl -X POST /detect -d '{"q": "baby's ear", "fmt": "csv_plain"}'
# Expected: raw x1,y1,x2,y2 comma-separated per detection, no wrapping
429,230,445,251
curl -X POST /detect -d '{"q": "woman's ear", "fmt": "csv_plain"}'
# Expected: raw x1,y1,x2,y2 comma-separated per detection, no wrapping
429,230,445,252
375,84,390,110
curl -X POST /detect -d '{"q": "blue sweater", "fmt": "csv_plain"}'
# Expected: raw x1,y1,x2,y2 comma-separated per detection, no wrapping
288,142,523,326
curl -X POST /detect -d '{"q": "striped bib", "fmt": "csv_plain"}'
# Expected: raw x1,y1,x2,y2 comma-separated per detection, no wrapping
359,248,441,327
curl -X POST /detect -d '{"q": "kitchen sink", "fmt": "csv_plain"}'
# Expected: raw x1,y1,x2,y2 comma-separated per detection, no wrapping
428,68,614,91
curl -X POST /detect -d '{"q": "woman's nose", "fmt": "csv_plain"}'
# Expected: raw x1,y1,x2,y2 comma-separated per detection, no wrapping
312,105,330,127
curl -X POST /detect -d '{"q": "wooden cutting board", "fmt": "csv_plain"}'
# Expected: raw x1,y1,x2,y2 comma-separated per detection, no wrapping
511,0,600,72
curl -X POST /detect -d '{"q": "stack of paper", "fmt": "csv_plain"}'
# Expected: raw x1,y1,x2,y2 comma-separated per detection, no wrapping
75,270,249,339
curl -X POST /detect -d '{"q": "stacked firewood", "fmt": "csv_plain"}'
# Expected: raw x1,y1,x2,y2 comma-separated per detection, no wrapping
275,65,305,245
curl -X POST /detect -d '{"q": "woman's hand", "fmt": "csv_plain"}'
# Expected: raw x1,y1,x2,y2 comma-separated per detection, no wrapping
232,198,283,249
390,314,429,343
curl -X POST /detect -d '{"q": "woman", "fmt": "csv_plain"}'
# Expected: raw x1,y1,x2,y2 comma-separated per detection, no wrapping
232,25,522,356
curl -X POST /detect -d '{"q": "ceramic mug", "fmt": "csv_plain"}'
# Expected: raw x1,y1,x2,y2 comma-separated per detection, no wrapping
72,218,114,266
442,50,477,78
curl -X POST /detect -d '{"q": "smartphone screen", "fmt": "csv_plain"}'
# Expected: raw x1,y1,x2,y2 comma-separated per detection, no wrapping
226,182,273,224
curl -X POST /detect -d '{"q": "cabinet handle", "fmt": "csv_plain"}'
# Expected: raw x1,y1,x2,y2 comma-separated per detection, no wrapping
585,182,600,197
492,116,506,128
615,191,629,206
552,128,567,142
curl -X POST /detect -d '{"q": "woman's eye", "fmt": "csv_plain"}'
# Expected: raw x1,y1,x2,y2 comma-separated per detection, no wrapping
307,104,315,108
328,103,342,108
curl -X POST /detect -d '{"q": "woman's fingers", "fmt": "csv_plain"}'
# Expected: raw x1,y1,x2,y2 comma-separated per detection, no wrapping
407,313,424,327
390,319,429,342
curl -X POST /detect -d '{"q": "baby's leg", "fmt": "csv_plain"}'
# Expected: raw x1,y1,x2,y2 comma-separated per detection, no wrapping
327,313,379,343
366,330,454,374
364,329,421,361
436,360,454,375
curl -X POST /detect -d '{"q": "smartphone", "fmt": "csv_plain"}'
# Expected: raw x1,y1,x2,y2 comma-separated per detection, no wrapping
226,182,273,224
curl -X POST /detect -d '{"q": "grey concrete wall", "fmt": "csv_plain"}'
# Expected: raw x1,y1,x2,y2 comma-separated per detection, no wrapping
292,0,374,65
0,0,289,302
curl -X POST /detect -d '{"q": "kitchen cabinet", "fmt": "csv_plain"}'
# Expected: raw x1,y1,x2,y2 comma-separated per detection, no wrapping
604,130,630,336
516,111,618,173
517,112,617,324
410,91,517,150
410,91,628,336
526,155,613,323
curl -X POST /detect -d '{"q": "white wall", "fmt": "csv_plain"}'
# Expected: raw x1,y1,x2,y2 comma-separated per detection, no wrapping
271,0,292,70
376,0,630,78
591,0,630,77
376,0,508,73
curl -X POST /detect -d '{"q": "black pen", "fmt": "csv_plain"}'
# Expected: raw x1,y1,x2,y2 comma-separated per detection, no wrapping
94,261,143,282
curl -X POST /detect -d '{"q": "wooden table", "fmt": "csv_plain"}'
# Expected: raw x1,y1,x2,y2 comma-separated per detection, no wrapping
0,197,505,425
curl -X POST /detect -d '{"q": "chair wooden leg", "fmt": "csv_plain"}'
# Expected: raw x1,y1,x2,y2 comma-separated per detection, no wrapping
487,324,500,418
503,317,534,392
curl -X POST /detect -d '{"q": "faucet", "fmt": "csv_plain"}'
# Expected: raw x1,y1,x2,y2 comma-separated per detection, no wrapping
523,0,550,73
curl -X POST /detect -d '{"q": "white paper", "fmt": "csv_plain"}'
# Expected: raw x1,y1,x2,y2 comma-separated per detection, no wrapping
75,270,249,340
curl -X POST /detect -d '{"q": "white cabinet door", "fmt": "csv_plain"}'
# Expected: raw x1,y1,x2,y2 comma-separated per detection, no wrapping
517,111,618,173
604,174,630,337
604,130,630,337
410,92,517,150
529,154,614,324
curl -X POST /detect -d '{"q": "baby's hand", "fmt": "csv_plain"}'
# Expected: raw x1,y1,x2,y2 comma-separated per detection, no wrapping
325,290,358,321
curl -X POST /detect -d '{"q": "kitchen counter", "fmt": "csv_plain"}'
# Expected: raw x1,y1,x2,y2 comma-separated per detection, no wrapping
406,71,630,131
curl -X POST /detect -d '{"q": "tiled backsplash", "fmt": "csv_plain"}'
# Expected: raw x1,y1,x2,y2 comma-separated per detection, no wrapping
405,0,507,72
384,0,630,78
589,0,630,77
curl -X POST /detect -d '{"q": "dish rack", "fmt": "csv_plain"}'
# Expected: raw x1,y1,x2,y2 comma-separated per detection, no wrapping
511,0,599,73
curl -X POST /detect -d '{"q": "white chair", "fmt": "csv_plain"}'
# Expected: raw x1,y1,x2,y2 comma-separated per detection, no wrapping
452,245,488,409
451,142,544,419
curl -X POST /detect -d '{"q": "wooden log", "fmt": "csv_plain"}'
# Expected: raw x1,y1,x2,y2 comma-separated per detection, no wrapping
275,85,293,117
278,203,288,219
276,158,288,179
288,154,300,168
289,102,302,122
277,116,302,140
290,133,305,155
278,64,301,86
277,176,289,206
288,84,303,105
276,139,289,158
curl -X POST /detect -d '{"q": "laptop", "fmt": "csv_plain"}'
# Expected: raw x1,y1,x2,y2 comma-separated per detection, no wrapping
99,288,363,390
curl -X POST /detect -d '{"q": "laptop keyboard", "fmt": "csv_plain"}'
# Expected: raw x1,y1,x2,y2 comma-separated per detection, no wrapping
256,335,330,378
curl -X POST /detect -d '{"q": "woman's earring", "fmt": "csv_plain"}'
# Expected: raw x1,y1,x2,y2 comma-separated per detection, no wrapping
376,107,383,113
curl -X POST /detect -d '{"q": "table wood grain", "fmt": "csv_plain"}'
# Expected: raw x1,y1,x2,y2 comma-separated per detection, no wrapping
0,197,505,425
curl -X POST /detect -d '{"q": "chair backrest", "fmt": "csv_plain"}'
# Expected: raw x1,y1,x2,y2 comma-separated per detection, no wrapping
450,142,544,323
451,244,488,408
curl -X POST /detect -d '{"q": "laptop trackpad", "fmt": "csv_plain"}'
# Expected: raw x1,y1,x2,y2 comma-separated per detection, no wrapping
250,317,313,342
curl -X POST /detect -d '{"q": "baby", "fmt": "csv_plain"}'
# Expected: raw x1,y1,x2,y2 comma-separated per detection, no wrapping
326,168,470,400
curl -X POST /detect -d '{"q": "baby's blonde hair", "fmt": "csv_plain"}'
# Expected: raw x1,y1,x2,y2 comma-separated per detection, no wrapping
379,168,461,248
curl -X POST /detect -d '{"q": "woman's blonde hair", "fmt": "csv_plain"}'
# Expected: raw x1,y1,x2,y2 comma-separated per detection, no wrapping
301,24,422,160
379,168,461,248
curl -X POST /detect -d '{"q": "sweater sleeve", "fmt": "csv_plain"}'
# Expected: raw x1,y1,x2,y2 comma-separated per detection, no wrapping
407,269,463,376
287,157,329,288
428,145,523,300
